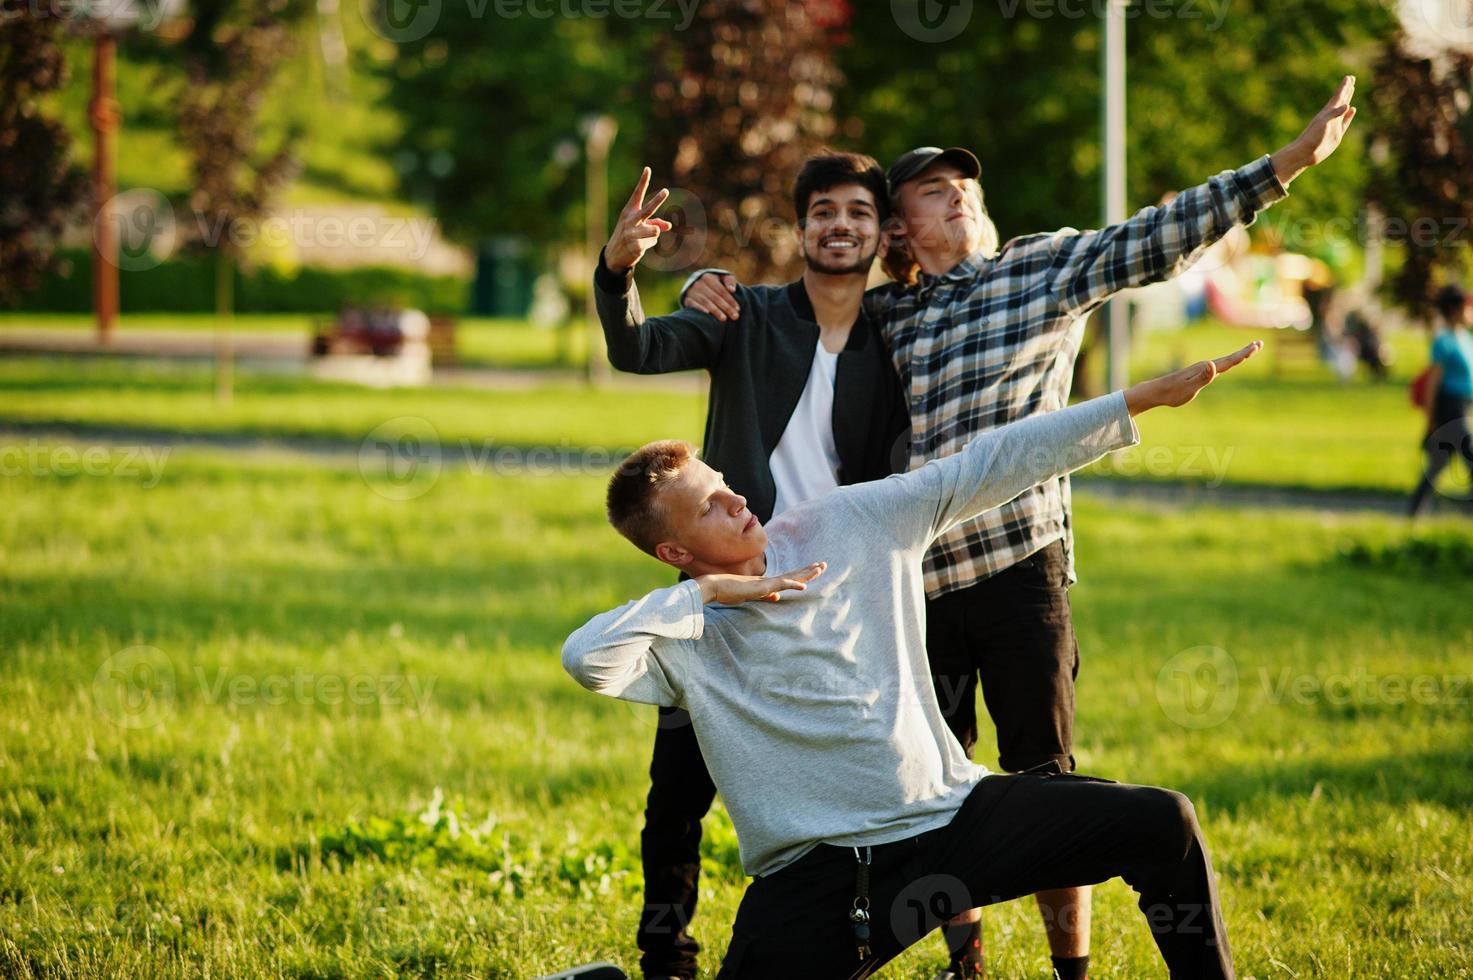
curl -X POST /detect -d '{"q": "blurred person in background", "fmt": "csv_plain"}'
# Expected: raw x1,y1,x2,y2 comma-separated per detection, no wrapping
1409,283,1473,516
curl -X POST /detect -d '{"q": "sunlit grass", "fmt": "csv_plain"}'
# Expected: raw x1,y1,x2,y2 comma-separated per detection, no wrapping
1,435,1469,977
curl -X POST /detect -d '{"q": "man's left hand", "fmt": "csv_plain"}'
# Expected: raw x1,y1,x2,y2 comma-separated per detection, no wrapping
1271,75,1358,185
1125,341,1262,415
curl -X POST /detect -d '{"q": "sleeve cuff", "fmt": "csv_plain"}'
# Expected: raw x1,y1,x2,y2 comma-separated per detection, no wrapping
1240,154,1289,209
678,267,734,304
681,579,705,639
595,247,633,295
1114,389,1142,451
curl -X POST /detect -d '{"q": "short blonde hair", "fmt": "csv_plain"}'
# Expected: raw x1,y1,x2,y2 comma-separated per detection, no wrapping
606,440,698,555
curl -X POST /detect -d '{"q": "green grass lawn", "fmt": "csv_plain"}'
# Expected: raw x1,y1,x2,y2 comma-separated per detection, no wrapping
0,319,1455,498
0,356,703,452
0,314,589,372
1,431,1470,978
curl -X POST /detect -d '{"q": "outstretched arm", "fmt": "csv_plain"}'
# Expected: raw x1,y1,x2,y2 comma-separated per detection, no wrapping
1269,75,1359,186
561,582,699,706
846,343,1262,549
1048,77,1356,317
595,167,728,374
562,564,827,704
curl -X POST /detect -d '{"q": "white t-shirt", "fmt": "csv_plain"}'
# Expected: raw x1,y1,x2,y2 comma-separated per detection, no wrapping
769,340,842,518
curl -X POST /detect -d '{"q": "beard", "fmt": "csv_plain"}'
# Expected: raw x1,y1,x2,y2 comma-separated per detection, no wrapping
802,238,879,276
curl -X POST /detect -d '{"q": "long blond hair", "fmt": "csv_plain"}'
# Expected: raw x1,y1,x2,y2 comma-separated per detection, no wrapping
883,180,998,286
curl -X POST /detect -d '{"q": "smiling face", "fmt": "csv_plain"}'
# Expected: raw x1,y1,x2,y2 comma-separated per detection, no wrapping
652,459,768,571
894,162,986,259
798,182,883,277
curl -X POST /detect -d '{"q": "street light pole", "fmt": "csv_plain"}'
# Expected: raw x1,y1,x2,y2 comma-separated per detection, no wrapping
1102,0,1128,392
584,115,617,386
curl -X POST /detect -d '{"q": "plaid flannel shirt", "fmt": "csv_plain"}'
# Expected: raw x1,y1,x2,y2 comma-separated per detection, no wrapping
868,155,1287,598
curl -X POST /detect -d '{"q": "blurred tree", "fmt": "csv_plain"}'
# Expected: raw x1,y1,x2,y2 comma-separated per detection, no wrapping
644,0,853,280
0,12,89,305
381,0,1403,291
1367,36,1473,318
379,8,649,249
380,1,852,281
839,0,1395,244
174,0,308,399
176,0,306,263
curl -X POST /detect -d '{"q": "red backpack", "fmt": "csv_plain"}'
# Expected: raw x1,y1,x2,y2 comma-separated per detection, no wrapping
1410,366,1434,410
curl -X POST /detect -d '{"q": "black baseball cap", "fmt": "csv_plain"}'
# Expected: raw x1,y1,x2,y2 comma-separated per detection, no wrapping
886,146,981,194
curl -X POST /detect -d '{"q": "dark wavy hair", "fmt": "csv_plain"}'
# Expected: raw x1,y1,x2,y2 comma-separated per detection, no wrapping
792,150,889,227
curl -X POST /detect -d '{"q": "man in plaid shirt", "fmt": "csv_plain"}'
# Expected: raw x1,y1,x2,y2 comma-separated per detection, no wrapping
683,76,1357,979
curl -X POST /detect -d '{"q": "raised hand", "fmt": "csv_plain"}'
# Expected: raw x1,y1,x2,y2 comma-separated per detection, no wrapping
683,271,742,322
1271,75,1358,185
604,167,674,273
1125,341,1262,415
697,562,827,605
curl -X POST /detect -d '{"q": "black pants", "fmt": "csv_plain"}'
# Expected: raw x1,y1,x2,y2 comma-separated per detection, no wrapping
1410,392,1473,515
637,706,715,979
636,541,1081,977
715,772,1234,979
926,539,1079,773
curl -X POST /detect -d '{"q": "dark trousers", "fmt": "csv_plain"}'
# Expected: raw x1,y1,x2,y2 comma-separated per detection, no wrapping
1410,393,1473,515
926,539,1079,773
637,706,715,979
715,771,1234,979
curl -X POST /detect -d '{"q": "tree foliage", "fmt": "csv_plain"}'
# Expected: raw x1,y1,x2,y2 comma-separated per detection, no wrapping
1367,36,1473,318
0,11,88,304
839,0,1396,243
379,7,650,248
175,0,309,257
644,0,852,280
385,0,1402,288
380,0,851,280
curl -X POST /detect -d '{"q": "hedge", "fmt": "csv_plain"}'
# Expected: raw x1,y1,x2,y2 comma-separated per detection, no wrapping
17,249,469,315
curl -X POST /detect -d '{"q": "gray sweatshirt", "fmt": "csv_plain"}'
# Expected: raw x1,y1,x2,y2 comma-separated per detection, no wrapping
562,392,1140,877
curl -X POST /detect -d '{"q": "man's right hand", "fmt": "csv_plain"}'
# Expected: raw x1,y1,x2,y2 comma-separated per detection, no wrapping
684,272,743,322
697,562,826,605
604,167,673,273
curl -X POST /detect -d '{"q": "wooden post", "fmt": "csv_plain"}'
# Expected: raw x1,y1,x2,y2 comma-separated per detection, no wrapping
91,33,120,345
215,247,234,403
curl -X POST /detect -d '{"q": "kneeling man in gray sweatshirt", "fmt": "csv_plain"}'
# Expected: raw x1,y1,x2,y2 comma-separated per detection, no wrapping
563,342,1262,980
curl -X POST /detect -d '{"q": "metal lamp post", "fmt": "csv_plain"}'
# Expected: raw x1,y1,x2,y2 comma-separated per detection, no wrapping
1102,0,1129,393
583,114,618,386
